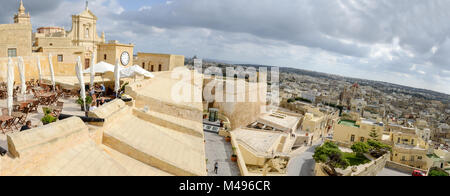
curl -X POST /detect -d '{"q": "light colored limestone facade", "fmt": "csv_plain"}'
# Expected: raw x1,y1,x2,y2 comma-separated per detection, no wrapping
135,53,185,72
0,1,32,58
390,128,430,169
33,4,107,67
333,118,384,145
97,41,134,67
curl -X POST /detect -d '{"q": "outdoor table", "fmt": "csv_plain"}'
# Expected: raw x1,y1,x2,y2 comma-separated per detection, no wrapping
38,92,56,97
0,116,12,122
14,100,35,111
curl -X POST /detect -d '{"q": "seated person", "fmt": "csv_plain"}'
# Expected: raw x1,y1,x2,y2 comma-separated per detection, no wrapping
99,84,106,97
88,87,95,97
96,97,106,107
20,121,34,132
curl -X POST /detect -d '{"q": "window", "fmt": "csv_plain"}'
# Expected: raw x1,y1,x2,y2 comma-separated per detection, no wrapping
158,64,162,71
350,135,355,142
142,62,145,69
401,156,406,161
57,55,63,62
411,139,414,145
7,48,17,57
104,54,107,60
397,138,400,144
418,156,422,160
151,65,154,72
85,28,89,38
360,137,365,142
410,156,414,161
49,43,53,46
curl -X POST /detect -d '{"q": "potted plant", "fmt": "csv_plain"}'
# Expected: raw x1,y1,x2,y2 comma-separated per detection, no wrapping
41,107,57,125
231,147,237,162
76,96,93,111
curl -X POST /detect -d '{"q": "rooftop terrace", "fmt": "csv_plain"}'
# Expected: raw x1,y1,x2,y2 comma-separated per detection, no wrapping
338,120,360,128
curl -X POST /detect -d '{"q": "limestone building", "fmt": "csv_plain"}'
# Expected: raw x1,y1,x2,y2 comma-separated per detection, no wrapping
97,40,134,67
333,118,384,145
0,0,32,58
135,53,185,72
33,2,107,67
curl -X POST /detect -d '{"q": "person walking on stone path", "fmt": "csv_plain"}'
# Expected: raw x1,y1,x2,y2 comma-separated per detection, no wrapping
214,162,219,174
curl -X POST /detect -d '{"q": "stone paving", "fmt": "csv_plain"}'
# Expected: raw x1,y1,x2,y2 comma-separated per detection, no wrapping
0,96,83,150
287,141,323,176
204,131,240,176
376,168,410,176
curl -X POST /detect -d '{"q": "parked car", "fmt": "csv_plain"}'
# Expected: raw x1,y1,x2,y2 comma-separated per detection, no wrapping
412,170,426,176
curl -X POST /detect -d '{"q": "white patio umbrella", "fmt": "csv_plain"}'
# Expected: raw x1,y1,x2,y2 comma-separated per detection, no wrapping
48,53,56,91
114,59,120,97
90,52,96,88
75,56,86,113
36,56,42,83
18,57,26,100
7,58,14,116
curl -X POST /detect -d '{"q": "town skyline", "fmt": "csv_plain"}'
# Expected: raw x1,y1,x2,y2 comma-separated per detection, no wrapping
1,0,449,94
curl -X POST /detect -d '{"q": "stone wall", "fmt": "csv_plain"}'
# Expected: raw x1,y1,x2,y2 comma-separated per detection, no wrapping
385,161,427,174
125,78,203,122
0,55,77,83
0,117,91,175
135,53,185,72
0,23,32,57
350,153,390,176
230,132,248,176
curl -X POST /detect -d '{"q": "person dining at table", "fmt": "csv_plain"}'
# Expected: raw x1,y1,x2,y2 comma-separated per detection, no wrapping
99,84,106,97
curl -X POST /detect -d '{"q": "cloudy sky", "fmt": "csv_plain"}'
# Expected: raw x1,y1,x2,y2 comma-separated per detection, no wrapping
2,0,450,94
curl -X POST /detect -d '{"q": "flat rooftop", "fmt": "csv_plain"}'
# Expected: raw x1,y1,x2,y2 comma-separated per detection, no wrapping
339,120,360,128
130,71,203,111
257,112,301,131
233,128,282,154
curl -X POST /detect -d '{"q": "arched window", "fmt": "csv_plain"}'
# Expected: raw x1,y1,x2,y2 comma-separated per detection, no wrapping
85,28,89,38
104,54,107,60
142,62,145,69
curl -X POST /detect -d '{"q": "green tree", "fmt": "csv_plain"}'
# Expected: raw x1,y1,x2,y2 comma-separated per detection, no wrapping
313,142,350,176
369,127,379,140
351,142,370,156
428,167,449,176
367,139,392,158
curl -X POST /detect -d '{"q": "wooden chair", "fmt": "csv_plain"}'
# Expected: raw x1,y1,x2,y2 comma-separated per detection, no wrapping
53,102,64,116
3,118,16,133
0,120,4,134
18,107,30,125
29,100,39,113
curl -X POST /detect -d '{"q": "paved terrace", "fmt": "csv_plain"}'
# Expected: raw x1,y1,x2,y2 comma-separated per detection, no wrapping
205,132,240,176
0,96,84,151
1,71,208,176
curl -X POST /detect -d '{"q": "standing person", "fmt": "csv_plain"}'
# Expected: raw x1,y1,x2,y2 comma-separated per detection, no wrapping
214,162,219,174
